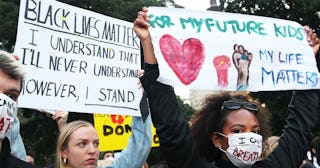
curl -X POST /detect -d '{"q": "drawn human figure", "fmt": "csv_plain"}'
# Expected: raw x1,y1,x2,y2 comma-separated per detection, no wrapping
232,44,253,90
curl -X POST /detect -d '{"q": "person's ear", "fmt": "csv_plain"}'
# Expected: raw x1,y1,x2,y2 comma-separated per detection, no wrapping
61,149,68,159
312,148,316,155
211,132,222,149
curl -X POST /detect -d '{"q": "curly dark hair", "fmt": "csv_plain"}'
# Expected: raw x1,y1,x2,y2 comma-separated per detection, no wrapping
189,91,270,162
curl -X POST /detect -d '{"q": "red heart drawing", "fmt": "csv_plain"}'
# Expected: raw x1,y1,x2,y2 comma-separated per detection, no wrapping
159,34,205,85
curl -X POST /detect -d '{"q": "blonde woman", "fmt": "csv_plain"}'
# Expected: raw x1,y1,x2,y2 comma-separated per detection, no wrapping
53,97,152,168
55,120,99,168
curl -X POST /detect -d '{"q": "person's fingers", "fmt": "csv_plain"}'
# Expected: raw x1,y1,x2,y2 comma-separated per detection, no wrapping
142,6,148,12
52,110,68,120
138,70,145,77
134,16,149,29
12,54,20,61
304,26,313,42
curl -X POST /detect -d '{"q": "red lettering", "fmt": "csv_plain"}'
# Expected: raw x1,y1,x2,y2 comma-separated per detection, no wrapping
0,118,4,131
243,151,250,161
111,115,128,124
5,118,11,133
233,147,239,156
232,147,260,161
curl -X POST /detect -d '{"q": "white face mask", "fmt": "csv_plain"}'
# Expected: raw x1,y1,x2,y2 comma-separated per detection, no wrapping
105,156,114,161
0,93,16,140
219,132,263,168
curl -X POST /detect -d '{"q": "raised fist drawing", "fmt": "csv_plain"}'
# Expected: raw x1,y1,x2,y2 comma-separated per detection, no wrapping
213,55,231,87
232,44,252,91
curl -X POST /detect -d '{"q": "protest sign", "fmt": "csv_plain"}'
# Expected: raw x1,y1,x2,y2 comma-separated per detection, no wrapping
94,114,159,151
15,0,142,116
148,7,320,91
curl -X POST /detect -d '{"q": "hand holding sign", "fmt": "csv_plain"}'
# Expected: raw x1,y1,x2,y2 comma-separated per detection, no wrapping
305,26,320,56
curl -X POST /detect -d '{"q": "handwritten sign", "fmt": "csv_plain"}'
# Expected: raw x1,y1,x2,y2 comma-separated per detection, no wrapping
148,7,320,91
94,114,159,151
14,0,142,116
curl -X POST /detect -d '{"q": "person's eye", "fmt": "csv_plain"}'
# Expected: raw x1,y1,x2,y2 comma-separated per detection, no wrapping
252,129,261,134
94,141,99,147
78,142,85,147
232,129,242,133
6,94,18,101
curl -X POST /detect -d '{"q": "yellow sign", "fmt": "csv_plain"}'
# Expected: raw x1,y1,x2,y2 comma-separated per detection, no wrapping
94,114,159,151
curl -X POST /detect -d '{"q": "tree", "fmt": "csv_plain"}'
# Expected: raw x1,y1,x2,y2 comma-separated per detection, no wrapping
218,0,320,135
0,0,20,51
219,0,320,37
58,0,180,22
19,108,58,166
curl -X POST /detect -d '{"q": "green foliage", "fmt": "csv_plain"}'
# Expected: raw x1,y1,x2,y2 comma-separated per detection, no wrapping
59,0,177,22
219,0,320,34
176,95,195,121
19,108,58,166
0,0,19,51
250,91,292,135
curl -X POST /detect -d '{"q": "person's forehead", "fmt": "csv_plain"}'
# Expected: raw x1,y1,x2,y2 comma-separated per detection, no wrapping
69,126,98,141
0,70,20,92
224,109,259,126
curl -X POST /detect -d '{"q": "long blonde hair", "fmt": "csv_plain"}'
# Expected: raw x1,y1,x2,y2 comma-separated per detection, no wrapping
55,120,94,168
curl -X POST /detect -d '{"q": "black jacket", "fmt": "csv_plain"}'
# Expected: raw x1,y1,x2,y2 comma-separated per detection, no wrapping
0,137,35,168
142,63,319,168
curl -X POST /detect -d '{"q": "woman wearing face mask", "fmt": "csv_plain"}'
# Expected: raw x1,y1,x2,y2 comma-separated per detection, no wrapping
134,7,320,168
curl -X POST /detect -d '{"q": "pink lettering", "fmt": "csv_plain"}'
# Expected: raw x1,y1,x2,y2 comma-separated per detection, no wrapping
0,118,4,131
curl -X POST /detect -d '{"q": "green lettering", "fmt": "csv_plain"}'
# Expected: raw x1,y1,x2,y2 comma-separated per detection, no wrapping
180,17,195,30
296,27,304,41
205,18,214,32
274,23,286,37
148,14,174,28
216,20,227,32
225,20,241,33
192,18,204,32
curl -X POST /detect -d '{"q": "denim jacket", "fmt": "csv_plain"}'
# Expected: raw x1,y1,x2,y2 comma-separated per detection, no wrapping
98,114,152,168
6,109,27,160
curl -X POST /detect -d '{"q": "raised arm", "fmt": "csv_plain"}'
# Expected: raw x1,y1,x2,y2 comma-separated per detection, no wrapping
110,115,152,168
133,7,157,65
134,7,205,168
109,93,152,168
257,26,320,168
